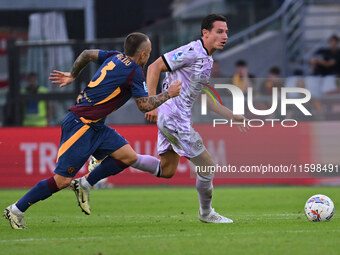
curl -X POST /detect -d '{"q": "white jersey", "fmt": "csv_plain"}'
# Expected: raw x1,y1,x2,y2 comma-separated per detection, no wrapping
159,39,213,123
157,39,212,158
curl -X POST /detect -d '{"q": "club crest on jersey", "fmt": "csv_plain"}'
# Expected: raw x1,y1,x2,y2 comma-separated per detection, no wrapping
68,167,75,174
143,81,148,93
173,51,183,61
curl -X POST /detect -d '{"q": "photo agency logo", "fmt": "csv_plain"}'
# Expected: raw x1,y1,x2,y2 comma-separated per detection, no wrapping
201,84,312,127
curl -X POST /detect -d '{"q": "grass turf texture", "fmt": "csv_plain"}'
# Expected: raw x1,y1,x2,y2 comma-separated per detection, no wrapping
0,186,339,255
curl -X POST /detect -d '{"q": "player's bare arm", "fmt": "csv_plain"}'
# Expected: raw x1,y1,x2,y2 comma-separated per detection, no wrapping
146,57,169,95
145,57,170,122
49,49,100,87
135,80,181,113
70,49,100,77
205,92,249,132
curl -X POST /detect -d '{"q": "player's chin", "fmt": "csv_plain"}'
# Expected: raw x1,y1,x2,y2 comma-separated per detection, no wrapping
216,44,225,50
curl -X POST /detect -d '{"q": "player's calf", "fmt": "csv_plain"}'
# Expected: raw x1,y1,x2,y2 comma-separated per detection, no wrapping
159,151,180,178
72,157,130,215
160,168,176,178
54,174,73,189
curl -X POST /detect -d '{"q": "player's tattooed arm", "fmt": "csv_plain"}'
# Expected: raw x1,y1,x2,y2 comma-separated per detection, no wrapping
50,50,99,88
70,50,100,78
135,92,171,113
135,80,182,113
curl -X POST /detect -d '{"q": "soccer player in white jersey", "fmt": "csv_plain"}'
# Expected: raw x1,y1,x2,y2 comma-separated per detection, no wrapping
144,14,248,223
74,14,248,223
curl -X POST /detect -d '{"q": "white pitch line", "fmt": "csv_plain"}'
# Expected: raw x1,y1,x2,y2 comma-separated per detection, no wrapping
1,229,340,243
70,213,301,219
0,233,203,243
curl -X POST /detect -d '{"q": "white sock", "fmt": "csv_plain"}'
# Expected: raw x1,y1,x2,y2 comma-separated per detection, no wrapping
131,154,162,177
81,176,92,189
11,204,23,215
196,173,214,216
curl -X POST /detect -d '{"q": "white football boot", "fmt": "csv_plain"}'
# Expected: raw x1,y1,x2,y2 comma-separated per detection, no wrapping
3,205,27,229
70,178,91,215
198,208,233,223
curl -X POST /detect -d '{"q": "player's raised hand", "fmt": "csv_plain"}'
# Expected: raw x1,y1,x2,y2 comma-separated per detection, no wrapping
145,109,158,122
232,115,250,133
49,70,75,88
167,80,182,98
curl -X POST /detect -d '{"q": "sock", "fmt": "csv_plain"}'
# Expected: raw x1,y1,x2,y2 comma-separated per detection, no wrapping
11,204,23,215
131,154,162,177
80,176,92,190
86,157,128,186
196,173,213,216
16,176,60,213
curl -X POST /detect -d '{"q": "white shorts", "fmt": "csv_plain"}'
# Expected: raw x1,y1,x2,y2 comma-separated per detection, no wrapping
157,112,205,158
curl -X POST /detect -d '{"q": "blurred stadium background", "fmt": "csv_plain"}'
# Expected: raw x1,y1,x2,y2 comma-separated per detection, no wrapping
0,0,340,188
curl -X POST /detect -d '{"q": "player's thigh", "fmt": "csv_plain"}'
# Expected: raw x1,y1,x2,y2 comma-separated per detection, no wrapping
190,149,215,176
94,125,135,165
159,150,180,178
109,144,138,166
55,113,96,178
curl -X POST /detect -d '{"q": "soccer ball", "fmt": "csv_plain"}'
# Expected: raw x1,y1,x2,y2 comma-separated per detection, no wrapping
304,194,335,222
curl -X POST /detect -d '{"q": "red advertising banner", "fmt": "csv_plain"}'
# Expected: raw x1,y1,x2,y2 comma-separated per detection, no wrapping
0,123,319,188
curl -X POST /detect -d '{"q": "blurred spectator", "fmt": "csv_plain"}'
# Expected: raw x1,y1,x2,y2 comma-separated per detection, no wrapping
292,69,305,89
21,72,50,126
283,69,306,91
309,34,340,76
258,66,282,95
232,60,254,94
285,70,325,120
251,66,282,119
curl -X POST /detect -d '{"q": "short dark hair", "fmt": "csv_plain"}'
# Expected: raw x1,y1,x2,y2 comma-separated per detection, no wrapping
235,60,247,67
269,66,281,75
329,34,339,42
124,32,149,57
201,14,227,36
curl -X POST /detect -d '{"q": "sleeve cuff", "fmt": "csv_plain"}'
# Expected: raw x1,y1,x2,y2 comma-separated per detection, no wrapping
161,54,172,72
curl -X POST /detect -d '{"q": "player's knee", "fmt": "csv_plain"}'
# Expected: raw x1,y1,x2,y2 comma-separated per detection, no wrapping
54,176,72,189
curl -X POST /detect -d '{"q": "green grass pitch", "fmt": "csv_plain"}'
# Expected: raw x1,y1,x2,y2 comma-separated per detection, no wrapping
0,186,339,255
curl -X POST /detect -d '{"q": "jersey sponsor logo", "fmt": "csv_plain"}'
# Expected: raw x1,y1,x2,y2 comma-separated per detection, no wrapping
77,91,92,104
143,82,148,93
173,51,183,61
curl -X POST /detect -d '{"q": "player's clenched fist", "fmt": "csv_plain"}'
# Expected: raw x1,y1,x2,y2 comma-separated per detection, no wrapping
167,80,182,98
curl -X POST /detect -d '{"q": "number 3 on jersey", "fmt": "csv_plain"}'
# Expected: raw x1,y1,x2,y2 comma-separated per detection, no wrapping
88,61,116,88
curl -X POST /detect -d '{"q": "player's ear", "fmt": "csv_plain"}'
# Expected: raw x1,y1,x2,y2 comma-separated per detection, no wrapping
202,29,209,37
